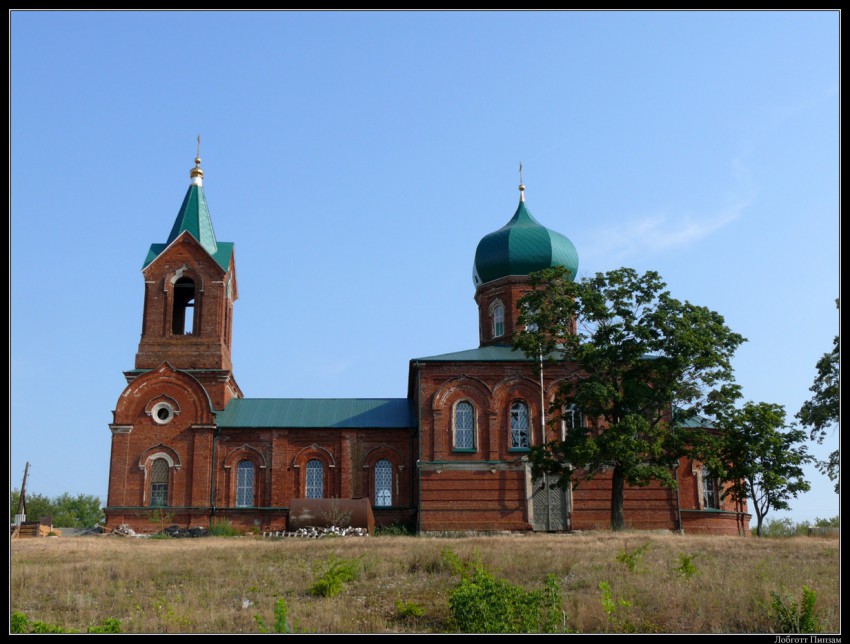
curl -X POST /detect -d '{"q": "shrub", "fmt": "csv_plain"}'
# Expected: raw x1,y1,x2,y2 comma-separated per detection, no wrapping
375,522,414,536
770,586,821,633
309,554,360,598
395,599,425,619
319,499,352,528
10,611,121,634
446,550,565,633
209,518,241,537
87,618,122,633
615,543,650,573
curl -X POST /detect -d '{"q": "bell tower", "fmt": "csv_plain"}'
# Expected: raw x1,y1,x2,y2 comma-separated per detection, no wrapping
132,144,241,409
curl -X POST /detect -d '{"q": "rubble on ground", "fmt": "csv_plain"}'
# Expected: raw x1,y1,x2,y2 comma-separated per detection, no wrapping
263,526,368,538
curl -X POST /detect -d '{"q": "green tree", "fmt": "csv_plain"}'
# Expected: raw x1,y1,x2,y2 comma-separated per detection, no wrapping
705,401,812,537
50,493,105,528
796,302,839,493
9,490,104,527
514,266,745,531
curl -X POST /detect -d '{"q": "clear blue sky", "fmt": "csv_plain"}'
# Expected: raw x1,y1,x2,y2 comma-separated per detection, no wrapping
11,10,839,526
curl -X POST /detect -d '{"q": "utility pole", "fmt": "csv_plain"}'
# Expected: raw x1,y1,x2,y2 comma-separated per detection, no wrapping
16,462,30,524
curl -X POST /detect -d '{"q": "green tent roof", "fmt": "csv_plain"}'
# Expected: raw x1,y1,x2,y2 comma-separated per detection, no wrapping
473,199,579,287
216,398,416,428
142,183,233,271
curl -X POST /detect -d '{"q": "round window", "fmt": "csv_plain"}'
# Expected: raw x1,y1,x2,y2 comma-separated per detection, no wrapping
151,402,175,425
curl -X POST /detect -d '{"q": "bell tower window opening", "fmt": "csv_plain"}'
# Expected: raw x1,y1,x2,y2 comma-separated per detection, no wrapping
172,277,196,335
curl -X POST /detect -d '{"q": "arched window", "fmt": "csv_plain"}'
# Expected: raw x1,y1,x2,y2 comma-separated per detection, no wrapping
562,403,584,439
454,401,475,450
510,401,530,449
150,458,169,507
236,460,255,507
172,277,196,335
374,459,393,507
493,304,505,338
702,469,720,509
305,459,323,499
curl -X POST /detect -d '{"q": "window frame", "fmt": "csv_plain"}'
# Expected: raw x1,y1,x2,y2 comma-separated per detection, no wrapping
492,304,505,338
305,459,324,499
235,460,255,508
373,459,393,507
509,400,531,451
452,400,477,452
150,457,169,507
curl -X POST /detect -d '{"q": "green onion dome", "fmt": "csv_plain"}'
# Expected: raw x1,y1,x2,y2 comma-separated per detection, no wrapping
473,196,579,287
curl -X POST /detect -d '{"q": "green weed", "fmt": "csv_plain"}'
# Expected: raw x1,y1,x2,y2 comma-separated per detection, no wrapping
770,586,821,633
309,554,360,598
615,542,650,573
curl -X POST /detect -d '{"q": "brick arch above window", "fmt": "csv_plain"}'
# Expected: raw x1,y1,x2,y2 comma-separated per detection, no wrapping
165,265,206,294
291,443,336,469
361,445,406,470
432,374,492,411
223,444,268,470
138,443,181,471
491,375,540,409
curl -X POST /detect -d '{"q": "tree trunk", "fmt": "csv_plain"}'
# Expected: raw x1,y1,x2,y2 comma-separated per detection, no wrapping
755,511,764,537
611,467,625,531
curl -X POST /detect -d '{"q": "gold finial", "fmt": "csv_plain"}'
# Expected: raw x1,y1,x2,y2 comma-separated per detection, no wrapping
518,161,525,202
190,135,204,184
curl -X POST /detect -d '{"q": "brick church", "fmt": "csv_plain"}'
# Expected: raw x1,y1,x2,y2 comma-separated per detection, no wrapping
105,153,750,536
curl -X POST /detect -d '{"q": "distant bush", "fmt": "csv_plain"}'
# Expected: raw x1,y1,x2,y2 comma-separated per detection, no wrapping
209,518,241,537
758,516,839,538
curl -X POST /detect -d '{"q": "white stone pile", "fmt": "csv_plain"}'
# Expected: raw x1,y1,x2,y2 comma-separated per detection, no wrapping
262,526,368,538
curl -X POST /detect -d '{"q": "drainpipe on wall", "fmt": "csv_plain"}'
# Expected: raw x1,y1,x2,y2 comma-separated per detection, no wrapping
539,352,546,446
675,458,683,533
209,424,219,526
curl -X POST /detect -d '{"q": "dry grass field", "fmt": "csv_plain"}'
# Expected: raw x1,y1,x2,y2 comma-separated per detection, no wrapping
10,531,839,634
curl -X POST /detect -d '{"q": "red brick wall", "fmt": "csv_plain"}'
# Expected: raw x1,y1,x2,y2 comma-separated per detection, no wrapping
420,469,529,531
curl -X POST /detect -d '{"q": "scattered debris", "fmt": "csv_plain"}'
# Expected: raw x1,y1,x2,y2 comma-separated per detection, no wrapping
158,525,210,538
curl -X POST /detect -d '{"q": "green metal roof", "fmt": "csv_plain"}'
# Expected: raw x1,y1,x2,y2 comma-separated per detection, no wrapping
473,199,579,287
216,398,416,428
142,184,233,271
413,345,542,362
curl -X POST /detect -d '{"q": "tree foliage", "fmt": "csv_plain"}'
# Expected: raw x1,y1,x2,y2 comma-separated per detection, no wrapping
796,301,839,493
702,401,812,537
10,489,104,528
515,266,746,530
